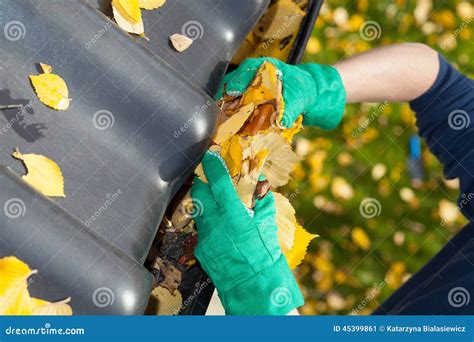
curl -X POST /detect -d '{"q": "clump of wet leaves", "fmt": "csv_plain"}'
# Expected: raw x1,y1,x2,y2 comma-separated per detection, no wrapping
145,190,199,315
146,56,318,317
198,61,317,269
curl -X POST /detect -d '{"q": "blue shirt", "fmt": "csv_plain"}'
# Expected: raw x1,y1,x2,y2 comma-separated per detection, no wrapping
411,54,474,220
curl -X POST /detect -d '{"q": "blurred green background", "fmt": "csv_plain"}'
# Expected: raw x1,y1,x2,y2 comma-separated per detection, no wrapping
284,0,474,315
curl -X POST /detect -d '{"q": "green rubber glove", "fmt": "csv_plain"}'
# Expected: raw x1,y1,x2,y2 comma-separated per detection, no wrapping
191,151,304,315
218,57,346,130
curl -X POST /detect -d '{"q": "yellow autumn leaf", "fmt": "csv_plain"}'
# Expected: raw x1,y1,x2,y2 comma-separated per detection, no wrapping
29,71,70,111
170,34,193,52
138,0,166,10
250,132,301,187
149,286,182,315
194,145,221,183
284,224,317,269
214,103,254,145
274,192,297,253
241,62,281,107
280,115,303,142
331,176,354,201
235,174,259,208
112,0,144,35
351,227,370,250
221,135,243,177
439,199,459,226
39,63,52,74
31,298,72,315
113,0,142,23
0,256,72,315
0,256,38,315
12,150,65,197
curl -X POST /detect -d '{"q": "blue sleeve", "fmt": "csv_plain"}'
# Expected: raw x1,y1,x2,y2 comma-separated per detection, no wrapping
410,54,474,221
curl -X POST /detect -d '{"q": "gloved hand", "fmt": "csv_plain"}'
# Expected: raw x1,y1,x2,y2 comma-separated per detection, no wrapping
191,151,304,315
217,57,346,130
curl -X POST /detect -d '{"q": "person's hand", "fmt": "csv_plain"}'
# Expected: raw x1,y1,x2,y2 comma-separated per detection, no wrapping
217,57,346,130
191,151,303,315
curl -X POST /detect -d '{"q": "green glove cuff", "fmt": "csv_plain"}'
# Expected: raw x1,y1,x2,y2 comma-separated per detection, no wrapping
298,64,346,130
218,255,304,315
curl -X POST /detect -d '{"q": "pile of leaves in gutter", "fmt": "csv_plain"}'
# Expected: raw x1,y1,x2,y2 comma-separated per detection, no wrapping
145,61,318,315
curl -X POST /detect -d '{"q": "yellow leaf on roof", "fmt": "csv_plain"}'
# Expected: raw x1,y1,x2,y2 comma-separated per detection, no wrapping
138,0,166,10
0,256,37,315
0,256,72,315
31,298,72,315
29,72,70,111
113,0,142,23
112,0,144,35
284,224,317,269
170,33,193,52
39,63,52,74
214,103,254,145
12,150,65,197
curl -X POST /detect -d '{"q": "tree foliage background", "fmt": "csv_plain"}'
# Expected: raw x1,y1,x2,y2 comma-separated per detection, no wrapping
288,0,474,315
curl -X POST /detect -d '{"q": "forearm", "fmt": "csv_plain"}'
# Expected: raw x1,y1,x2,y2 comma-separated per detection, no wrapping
333,43,439,103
